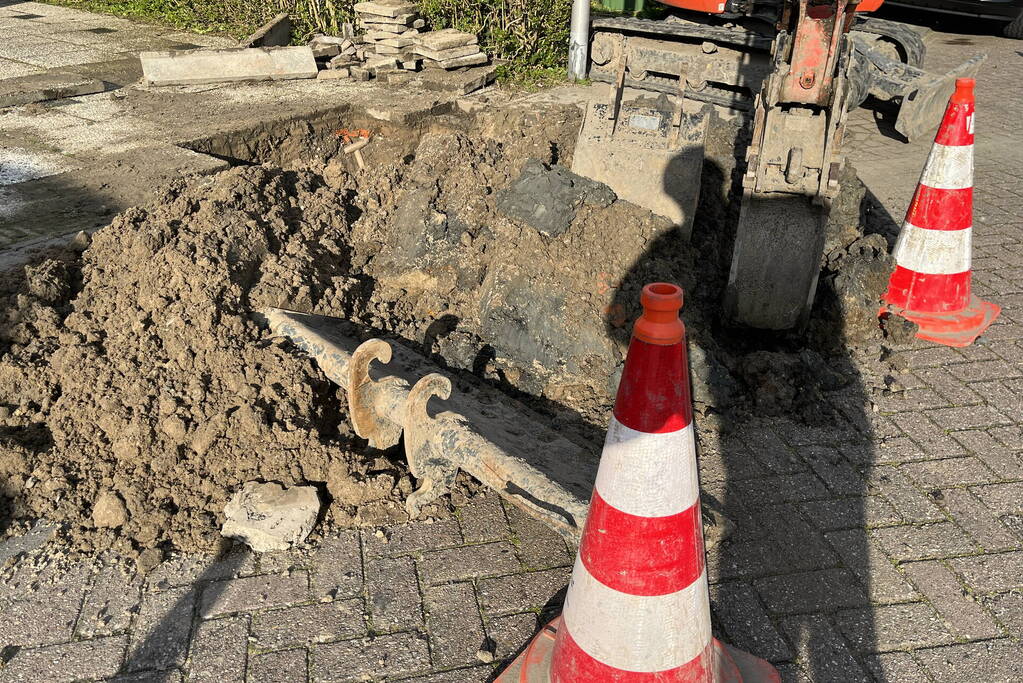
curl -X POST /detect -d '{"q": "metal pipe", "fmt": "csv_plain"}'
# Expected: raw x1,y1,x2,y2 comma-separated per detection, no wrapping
568,0,590,81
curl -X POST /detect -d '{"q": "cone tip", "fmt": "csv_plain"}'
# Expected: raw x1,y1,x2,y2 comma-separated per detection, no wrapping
634,282,685,345
951,78,975,104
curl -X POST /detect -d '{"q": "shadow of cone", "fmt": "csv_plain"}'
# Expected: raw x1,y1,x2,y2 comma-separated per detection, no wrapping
880,77,1000,347
496,283,780,683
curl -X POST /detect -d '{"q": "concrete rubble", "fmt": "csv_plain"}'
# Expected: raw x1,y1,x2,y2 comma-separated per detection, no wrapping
221,481,322,552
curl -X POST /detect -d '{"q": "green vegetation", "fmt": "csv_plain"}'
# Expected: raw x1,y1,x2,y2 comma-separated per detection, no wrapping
47,0,576,75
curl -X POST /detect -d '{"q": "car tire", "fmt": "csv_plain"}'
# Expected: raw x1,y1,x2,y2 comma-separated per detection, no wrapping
1005,11,1023,38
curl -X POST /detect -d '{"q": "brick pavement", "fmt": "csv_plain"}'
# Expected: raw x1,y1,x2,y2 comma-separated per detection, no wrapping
1,6,1022,683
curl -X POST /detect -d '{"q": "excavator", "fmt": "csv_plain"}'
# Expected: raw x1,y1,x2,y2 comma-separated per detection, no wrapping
570,0,984,329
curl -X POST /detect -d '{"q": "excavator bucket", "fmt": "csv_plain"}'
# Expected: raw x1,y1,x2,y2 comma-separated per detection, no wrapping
571,87,709,240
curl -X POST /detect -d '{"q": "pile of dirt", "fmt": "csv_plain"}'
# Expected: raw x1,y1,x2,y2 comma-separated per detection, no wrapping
0,102,904,560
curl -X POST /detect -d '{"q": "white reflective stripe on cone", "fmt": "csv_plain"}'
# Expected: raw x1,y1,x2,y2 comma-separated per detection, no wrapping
919,143,974,190
893,223,972,275
595,419,699,518
561,555,712,673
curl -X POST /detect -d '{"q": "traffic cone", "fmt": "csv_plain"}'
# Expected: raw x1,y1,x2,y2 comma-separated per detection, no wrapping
497,283,779,683
881,77,1000,347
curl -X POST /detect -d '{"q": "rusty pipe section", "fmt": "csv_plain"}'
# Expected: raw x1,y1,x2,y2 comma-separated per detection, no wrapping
261,307,595,545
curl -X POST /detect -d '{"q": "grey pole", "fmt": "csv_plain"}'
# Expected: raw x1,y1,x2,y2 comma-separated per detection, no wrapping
568,0,590,80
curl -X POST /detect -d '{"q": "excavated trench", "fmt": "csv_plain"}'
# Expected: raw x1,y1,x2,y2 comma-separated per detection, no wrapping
0,98,911,563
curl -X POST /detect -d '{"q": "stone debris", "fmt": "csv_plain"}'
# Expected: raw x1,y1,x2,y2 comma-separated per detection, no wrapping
91,491,128,529
221,481,321,553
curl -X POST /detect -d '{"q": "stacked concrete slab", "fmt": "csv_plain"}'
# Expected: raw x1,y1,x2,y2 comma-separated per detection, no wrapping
414,29,487,70
355,0,424,72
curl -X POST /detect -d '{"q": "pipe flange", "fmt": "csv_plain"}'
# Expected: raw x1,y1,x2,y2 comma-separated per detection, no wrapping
348,339,404,449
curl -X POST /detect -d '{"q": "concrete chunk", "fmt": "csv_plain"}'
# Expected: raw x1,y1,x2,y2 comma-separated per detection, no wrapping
240,12,291,47
141,46,318,86
356,12,415,25
377,36,415,48
421,64,497,95
418,28,478,51
431,51,488,70
415,44,481,62
0,71,104,108
354,1,417,18
221,481,321,552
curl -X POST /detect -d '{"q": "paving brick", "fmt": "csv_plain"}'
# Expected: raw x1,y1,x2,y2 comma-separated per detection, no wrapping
916,640,1023,683
251,599,366,650
758,504,841,572
797,446,865,495
898,346,964,369
950,551,1023,593
970,481,1023,517
939,488,1020,551
361,519,462,558
365,555,423,631
504,504,573,570
755,568,868,615
737,424,806,474
927,405,1012,430
187,615,248,683
311,631,431,682
984,590,1023,639
477,567,570,616
712,582,792,661
824,529,918,603
868,466,945,523
126,585,197,672
953,430,1023,478
487,611,540,661
863,651,931,683
914,367,983,406
456,493,509,544
946,359,1022,382
146,548,256,588
0,634,127,683
777,614,871,683
424,582,485,667
902,560,1002,640
108,668,184,683
0,564,90,647
401,666,493,682
900,457,997,488
248,648,308,683
199,572,310,618
872,523,978,562
871,436,927,464
77,564,144,639
419,542,521,585
310,532,363,600
888,413,967,457
799,496,902,531
734,473,830,507
836,602,953,653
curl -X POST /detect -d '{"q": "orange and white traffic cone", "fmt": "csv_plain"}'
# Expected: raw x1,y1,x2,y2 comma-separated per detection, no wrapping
497,283,779,683
881,77,1000,347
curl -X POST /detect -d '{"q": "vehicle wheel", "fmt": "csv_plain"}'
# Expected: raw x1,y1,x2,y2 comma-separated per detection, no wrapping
1005,11,1023,39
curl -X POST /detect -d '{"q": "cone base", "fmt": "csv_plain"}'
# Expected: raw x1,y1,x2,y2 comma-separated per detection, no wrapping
882,297,1001,348
495,617,781,683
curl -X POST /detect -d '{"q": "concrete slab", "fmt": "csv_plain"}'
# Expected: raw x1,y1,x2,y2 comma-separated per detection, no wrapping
0,70,105,108
420,64,496,96
240,12,291,48
140,46,318,86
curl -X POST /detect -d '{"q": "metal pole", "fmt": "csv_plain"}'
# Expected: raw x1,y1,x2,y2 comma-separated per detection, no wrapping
568,0,590,81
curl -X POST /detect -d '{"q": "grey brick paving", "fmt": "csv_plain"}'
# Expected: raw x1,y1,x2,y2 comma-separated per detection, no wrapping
0,6,1021,683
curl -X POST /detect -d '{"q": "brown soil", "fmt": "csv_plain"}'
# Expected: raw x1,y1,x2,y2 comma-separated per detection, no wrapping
0,101,903,561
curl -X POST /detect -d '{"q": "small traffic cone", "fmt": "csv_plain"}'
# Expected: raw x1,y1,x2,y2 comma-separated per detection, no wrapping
497,283,779,683
881,77,1000,347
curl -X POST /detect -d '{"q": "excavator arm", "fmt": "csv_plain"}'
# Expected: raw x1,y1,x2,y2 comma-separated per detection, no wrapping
724,0,857,329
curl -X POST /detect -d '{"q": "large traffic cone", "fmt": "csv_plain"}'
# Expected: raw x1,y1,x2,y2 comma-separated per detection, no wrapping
881,77,1000,347
497,283,779,683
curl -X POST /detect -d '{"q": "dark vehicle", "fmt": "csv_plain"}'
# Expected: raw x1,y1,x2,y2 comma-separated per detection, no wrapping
886,0,1023,37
